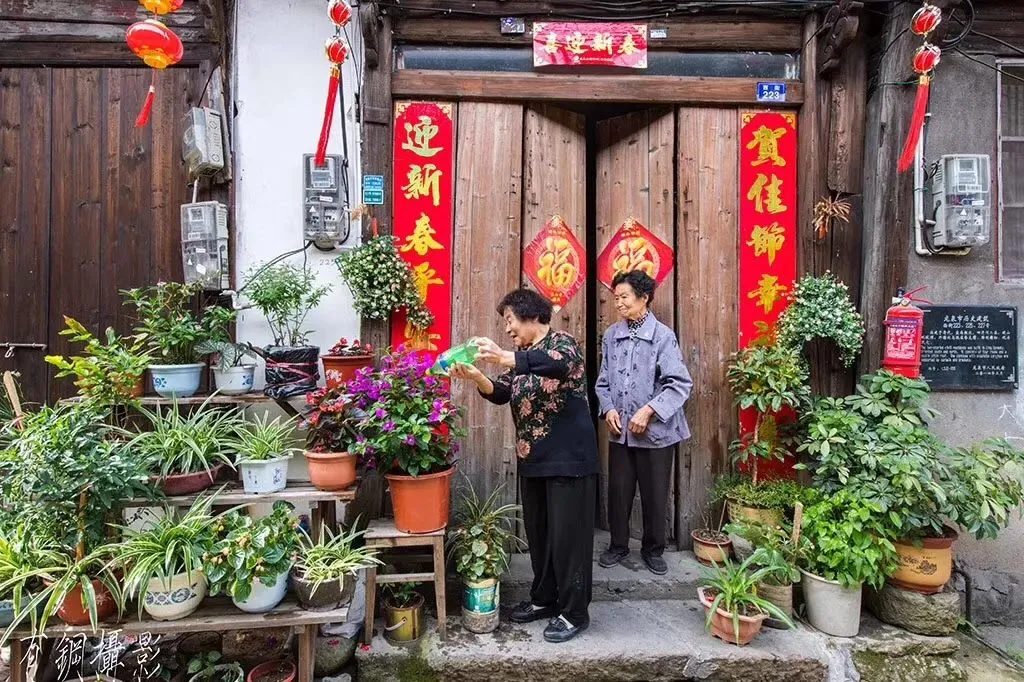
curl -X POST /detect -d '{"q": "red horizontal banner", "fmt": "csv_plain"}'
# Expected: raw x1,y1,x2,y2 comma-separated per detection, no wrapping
533,22,648,69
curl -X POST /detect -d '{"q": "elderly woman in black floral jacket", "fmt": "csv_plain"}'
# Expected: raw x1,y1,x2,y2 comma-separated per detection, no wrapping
449,288,598,644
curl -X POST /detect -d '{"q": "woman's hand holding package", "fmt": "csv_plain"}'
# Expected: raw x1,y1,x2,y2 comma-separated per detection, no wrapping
476,337,515,368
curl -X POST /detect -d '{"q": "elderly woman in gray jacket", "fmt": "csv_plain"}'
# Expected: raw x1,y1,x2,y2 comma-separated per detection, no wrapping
594,270,693,575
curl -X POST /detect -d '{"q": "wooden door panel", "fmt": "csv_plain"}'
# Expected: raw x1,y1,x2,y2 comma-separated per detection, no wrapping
450,102,524,512
0,68,52,406
522,104,587,351
594,108,676,542
675,107,740,544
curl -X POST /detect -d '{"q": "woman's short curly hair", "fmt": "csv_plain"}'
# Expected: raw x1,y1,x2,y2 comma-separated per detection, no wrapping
496,288,553,324
612,270,656,305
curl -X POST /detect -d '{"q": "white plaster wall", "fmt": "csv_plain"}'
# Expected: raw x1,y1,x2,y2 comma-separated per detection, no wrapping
234,0,363,379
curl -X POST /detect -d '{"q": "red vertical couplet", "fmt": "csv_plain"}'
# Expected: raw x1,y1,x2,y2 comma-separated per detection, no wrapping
390,101,455,361
738,111,799,479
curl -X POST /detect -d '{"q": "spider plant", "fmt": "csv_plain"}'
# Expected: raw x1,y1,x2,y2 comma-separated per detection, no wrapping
229,412,300,463
128,398,242,478
294,525,381,598
698,553,794,642
0,523,66,641
447,480,524,583
116,496,228,619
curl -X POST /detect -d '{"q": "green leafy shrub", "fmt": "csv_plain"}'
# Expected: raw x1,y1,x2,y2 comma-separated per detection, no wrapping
45,317,150,408
776,272,864,367
244,264,331,347
335,235,433,329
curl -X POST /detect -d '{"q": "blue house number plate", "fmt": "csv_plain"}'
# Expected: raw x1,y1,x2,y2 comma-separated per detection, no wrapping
756,82,787,103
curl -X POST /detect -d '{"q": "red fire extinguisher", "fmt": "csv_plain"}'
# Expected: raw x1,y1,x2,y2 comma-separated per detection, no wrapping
882,287,930,379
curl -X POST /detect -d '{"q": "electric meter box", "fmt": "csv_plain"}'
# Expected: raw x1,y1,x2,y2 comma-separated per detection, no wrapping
182,107,225,178
930,154,991,248
302,153,348,246
181,201,230,290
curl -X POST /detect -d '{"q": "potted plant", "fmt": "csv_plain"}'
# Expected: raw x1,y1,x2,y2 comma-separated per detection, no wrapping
447,480,522,633
776,272,865,369
799,370,1024,594
186,652,244,682
691,505,732,566
243,264,330,399
196,305,256,396
321,337,375,390
0,523,66,634
300,386,359,492
123,282,216,398
204,501,301,613
45,316,151,408
711,474,805,531
696,554,793,646
292,525,380,611
229,413,300,494
347,347,465,534
246,660,295,682
128,399,241,496
798,490,897,637
116,497,221,621
335,235,433,331
724,520,806,628
381,582,424,644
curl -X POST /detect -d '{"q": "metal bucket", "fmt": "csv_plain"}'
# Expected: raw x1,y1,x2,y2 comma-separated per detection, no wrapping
383,593,424,643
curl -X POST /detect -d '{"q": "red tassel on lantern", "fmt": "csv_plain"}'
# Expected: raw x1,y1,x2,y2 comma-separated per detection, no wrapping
315,66,341,167
136,83,156,127
897,74,931,173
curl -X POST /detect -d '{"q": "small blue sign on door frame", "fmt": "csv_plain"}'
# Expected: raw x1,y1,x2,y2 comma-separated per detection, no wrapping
756,82,787,104
363,175,385,205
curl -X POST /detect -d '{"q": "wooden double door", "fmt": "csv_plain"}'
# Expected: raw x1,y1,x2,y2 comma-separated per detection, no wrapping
446,102,740,547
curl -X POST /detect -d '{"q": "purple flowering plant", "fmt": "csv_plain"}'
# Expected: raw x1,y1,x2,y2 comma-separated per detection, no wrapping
345,346,464,476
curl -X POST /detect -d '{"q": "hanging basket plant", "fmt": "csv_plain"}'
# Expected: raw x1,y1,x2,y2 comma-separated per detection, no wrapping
336,235,433,329
776,272,865,368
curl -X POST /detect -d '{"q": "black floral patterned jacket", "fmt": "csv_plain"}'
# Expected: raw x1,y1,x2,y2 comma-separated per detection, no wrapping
480,330,599,478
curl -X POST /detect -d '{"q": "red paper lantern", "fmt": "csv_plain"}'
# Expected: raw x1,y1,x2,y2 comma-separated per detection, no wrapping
912,43,942,74
325,36,349,65
328,0,352,28
910,4,942,36
126,19,184,69
140,0,184,14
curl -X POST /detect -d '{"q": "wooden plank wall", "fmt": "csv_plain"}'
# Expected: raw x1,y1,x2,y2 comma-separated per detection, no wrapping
522,104,587,346
594,108,676,541
675,108,739,543
0,67,201,404
450,102,524,510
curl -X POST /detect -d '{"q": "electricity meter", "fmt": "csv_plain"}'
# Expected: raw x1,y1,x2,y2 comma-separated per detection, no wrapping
930,154,991,248
182,107,225,178
181,201,229,290
302,153,349,248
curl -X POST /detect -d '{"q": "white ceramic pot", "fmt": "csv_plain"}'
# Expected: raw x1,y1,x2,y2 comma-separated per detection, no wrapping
238,454,292,494
212,365,256,396
143,571,207,621
150,363,205,398
233,569,290,613
800,568,863,637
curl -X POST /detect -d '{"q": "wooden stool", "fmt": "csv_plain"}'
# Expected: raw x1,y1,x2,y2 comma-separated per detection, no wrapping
363,519,446,644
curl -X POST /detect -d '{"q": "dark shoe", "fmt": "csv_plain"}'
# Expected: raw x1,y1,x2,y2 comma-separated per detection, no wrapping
508,600,558,624
643,553,668,575
543,615,589,643
598,547,629,568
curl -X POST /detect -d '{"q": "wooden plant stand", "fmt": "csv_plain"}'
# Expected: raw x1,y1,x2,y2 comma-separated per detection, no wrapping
362,519,447,645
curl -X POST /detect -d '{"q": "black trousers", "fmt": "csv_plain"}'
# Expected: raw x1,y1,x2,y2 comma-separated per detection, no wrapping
608,442,674,557
520,474,597,625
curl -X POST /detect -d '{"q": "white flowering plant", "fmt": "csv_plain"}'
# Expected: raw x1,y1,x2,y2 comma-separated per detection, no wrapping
776,273,865,368
336,236,433,329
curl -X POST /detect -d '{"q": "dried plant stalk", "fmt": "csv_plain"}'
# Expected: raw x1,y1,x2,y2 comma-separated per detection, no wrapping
812,194,852,240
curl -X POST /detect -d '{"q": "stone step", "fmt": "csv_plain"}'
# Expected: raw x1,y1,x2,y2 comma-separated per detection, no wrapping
357,598,832,682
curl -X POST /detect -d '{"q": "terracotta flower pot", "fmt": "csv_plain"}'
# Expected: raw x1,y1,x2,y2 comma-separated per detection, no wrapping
131,375,145,398
246,660,295,682
726,497,785,528
697,586,767,646
890,528,958,594
303,451,357,492
385,466,455,534
691,529,733,565
321,355,374,390
154,464,226,496
55,578,118,626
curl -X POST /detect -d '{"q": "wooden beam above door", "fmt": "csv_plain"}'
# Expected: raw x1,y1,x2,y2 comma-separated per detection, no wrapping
392,70,803,106
393,17,804,52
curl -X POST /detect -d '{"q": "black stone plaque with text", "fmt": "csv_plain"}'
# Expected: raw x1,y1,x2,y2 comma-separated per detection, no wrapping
920,305,1018,391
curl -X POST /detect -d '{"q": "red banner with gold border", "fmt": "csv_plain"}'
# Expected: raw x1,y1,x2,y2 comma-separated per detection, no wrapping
738,111,798,478
523,215,586,312
533,22,648,69
391,101,454,358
